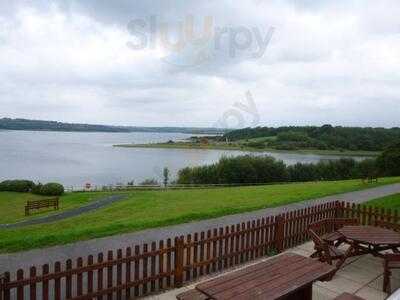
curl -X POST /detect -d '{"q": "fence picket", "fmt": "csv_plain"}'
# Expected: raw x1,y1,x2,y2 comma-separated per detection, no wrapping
206,230,211,274
134,245,140,296
116,249,122,300
235,224,240,264
192,234,198,280
16,269,23,300
97,253,103,300
66,259,72,299
166,239,171,288
29,267,36,300
250,220,255,260
254,220,260,258
2,273,9,300
125,247,131,298
54,262,61,300
87,255,94,295
77,257,83,297
212,229,217,272
218,226,227,270
151,242,156,292
199,232,205,276
42,265,49,300
142,244,148,295
65,259,72,299
185,234,192,281
158,241,164,290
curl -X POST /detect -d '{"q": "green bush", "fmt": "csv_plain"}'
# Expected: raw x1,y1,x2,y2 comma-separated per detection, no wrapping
246,141,265,149
31,183,43,194
177,155,384,184
140,179,160,186
177,155,288,184
0,180,35,192
37,183,65,196
377,142,400,176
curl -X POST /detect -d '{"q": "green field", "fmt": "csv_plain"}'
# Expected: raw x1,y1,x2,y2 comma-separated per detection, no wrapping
365,193,400,210
0,192,108,224
0,177,399,253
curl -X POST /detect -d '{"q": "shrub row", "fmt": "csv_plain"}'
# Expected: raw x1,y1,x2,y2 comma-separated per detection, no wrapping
176,156,378,184
0,180,64,196
0,180,35,193
177,142,400,184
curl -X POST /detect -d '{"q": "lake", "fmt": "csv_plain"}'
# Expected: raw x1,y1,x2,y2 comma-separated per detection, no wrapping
0,130,367,188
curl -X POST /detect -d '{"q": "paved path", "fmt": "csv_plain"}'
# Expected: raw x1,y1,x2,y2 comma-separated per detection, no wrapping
1,183,400,272
0,194,127,229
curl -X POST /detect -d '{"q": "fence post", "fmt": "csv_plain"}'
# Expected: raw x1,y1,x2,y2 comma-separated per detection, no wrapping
174,236,184,288
0,274,3,300
334,201,343,219
275,215,285,253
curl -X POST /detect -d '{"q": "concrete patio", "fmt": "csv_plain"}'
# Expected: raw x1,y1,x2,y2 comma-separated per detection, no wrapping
143,241,399,300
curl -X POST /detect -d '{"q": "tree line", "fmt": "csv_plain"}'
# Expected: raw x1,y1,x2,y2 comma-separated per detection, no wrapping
0,118,227,134
177,142,400,184
222,124,400,151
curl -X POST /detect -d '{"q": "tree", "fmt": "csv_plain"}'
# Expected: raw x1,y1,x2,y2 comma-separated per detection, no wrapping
376,142,400,176
140,178,159,186
163,167,170,187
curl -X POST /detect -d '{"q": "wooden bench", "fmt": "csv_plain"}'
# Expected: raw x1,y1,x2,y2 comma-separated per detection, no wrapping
25,198,59,216
362,176,378,184
334,292,365,300
383,254,400,293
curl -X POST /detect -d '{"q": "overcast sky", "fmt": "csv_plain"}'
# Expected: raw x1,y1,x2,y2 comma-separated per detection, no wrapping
0,0,399,128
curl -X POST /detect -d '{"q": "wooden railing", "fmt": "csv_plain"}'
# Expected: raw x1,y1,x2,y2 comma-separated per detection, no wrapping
1,201,399,299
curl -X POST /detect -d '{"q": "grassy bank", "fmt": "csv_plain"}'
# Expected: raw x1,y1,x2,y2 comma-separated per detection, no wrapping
365,193,400,210
114,142,379,157
0,192,109,224
0,177,399,253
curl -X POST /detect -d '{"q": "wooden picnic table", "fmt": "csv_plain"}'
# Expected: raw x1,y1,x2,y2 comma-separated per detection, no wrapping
195,253,335,300
335,225,400,270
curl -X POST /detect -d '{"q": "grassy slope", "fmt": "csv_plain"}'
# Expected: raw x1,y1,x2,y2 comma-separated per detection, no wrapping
365,193,400,210
1,177,399,253
0,192,109,224
114,142,379,157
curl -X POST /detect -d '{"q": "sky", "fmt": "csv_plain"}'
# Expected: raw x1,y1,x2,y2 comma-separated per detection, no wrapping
0,0,399,128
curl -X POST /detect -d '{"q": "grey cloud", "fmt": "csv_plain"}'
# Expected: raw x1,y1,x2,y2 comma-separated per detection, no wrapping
0,0,399,127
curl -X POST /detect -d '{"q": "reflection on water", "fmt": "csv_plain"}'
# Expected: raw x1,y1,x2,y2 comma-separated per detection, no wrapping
0,130,366,188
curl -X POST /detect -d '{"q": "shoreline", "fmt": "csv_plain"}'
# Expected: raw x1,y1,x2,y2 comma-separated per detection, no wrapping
113,142,380,157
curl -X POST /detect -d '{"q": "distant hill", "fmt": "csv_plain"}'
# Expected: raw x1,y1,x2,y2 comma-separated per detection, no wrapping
0,118,227,135
222,125,400,151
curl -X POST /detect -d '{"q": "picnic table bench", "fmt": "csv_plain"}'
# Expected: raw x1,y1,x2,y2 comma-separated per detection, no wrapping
192,253,335,300
25,197,59,216
334,225,400,271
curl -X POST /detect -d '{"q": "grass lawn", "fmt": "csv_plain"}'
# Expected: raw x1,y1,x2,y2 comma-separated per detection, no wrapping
364,193,400,210
0,177,399,253
0,192,110,224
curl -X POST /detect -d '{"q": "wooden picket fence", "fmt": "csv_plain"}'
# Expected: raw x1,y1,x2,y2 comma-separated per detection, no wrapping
0,201,399,300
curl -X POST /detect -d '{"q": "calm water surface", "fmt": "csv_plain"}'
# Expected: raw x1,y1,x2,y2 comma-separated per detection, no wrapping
0,130,366,188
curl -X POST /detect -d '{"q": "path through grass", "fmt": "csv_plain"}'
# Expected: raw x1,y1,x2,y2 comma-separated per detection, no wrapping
0,192,111,224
